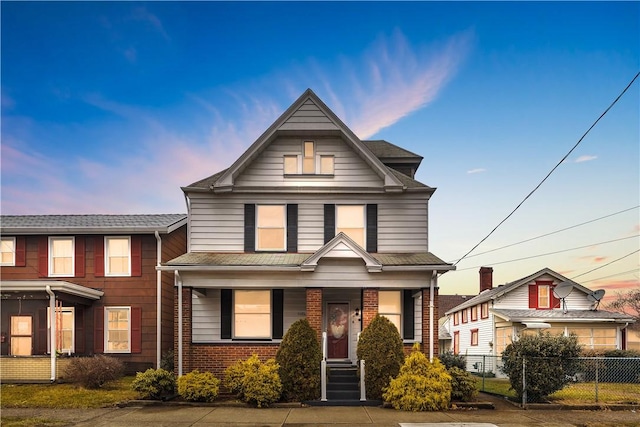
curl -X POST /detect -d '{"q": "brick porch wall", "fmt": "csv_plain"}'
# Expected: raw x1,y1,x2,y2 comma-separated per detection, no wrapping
421,287,440,357
362,288,378,329
1,357,72,383
306,288,322,344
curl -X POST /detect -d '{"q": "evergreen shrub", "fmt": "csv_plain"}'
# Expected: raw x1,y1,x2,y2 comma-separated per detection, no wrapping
275,318,322,401
62,355,124,389
448,366,478,402
439,351,467,370
131,368,176,400
383,344,452,411
356,314,405,400
223,354,282,407
177,370,220,402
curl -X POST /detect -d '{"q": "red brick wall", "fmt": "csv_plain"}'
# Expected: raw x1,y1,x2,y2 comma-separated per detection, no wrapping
421,287,439,357
306,288,322,344
362,288,378,329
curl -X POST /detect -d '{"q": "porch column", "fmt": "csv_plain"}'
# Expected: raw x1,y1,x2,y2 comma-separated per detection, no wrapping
306,288,322,344
362,288,378,329
421,286,440,359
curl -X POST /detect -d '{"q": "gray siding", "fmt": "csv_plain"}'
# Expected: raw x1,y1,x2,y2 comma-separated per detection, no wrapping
278,99,340,131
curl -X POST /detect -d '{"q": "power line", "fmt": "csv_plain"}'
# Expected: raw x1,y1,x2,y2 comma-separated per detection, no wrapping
578,268,640,284
455,234,639,271
454,71,640,266
449,206,639,262
570,249,640,280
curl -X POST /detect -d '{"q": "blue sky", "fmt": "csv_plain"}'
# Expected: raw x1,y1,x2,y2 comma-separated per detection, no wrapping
2,1,638,298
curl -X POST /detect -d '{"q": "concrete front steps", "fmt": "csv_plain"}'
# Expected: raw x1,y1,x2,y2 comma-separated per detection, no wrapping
306,365,382,407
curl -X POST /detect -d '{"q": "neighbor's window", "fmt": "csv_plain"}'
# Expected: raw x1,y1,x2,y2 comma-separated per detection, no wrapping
106,237,131,276
320,155,334,175
453,311,460,326
481,302,489,319
303,141,315,174
48,307,75,354
471,329,479,346
471,305,478,321
336,205,365,247
461,308,468,323
256,205,286,251
379,291,401,333
105,307,130,353
538,284,550,309
453,331,460,355
49,237,74,277
569,327,617,350
234,290,271,338
495,326,513,354
1,237,15,266
10,316,32,356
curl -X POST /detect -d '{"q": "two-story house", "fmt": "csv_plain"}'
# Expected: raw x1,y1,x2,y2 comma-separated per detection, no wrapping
0,214,187,381
444,267,635,374
161,89,454,383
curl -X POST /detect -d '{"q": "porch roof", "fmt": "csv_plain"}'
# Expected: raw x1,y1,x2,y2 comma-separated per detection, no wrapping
0,280,104,300
0,214,187,234
492,309,635,324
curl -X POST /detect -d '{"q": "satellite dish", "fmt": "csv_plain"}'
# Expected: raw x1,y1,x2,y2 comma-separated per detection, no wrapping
553,282,573,299
587,289,606,310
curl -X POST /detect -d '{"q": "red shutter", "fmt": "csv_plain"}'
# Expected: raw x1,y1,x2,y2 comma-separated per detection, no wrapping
38,237,48,277
74,237,85,277
551,286,561,309
36,309,48,354
131,307,142,353
94,237,104,277
94,306,104,353
75,308,85,354
131,236,142,277
15,236,26,267
528,284,538,308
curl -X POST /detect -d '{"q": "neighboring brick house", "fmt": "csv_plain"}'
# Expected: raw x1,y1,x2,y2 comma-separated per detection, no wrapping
0,214,187,381
161,89,454,396
443,267,635,373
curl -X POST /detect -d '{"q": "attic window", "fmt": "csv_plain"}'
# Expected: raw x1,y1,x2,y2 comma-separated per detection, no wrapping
303,141,315,174
283,141,334,176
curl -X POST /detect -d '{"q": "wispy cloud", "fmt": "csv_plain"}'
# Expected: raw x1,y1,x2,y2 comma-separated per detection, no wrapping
467,168,486,174
130,7,170,41
575,155,597,163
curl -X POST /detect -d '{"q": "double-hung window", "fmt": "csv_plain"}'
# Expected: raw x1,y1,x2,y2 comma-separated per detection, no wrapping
48,307,74,354
481,302,489,319
471,305,478,321
461,308,468,323
336,205,365,247
471,329,479,346
234,290,271,338
1,237,15,266
105,307,130,353
49,237,74,277
538,284,550,309
256,205,286,251
379,291,401,333
303,141,315,174
105,237,131,276
10,316,32,356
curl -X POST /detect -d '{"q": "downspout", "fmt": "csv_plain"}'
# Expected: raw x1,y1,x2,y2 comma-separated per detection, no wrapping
176,270,183,376
429,270,437,362
155,231,162,369
45,285,56,382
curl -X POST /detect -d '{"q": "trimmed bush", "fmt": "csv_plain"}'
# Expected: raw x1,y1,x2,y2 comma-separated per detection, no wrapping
62,355,124,389
448,367,478,402
501,333,581,403
276,318,322,402
131,368,176,400
439,351,467,370
383,344,452,411
177,370,220,402
356,314,405,400
160,349,174,372
224,354,282,407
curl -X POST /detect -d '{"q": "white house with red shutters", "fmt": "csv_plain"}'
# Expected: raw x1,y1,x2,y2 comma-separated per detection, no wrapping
443,267,634,373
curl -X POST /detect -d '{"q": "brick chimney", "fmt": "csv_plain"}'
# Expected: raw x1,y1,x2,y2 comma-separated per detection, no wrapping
479,267,493,293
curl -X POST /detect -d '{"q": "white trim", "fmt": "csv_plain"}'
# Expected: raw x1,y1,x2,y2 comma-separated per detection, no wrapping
105,236,132,277
104,306,132,354
48,236,75,277
0,280,104,299
1,236,16,266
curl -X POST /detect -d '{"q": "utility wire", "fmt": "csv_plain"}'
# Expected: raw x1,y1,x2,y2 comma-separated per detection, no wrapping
454,71,640,267
578,268,640,284
570,249,640,280
455,235,639,271
449,205,639,262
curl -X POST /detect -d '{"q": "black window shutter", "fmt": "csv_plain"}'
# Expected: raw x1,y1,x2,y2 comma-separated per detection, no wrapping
403,290,415,340
366,204,378,252
221,289,232,339
324,204,335,244
244,204,256,252
272,289,284,339
286,204,298,253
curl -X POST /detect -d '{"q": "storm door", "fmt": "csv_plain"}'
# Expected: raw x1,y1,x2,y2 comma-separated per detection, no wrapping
326,303,349,359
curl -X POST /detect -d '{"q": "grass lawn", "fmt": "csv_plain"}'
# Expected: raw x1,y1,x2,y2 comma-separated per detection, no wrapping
1,377,140,409
474,377,640,404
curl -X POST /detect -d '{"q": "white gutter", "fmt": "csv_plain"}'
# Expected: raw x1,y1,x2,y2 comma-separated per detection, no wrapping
429,270,436,362
176,270,183,377
45,285,56,382
157,265,302,272
155,231,162,369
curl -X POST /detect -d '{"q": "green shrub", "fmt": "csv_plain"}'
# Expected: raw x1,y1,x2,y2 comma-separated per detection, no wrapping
439,351,467,370
501,333,581,403
581,349,640,383
383,344,452,411
131,368,176,400
448,367,478,402
160,349,174,372
356,314,405,400
62,355,124,389
223,354,282,407
275,318,322,401
177,370,220,402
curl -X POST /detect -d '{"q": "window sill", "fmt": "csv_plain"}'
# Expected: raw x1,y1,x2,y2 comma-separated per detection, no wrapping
284,174,334,178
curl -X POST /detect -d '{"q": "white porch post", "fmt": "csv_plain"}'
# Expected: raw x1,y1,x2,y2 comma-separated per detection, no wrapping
45,285,56,382
429,270,437,362
155,231,162,369
321,331,327,401
176,270,183,377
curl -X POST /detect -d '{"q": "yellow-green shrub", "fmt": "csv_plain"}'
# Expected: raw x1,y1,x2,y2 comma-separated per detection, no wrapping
383,344,452,411
448,367,478,402
177,370,220,402
223,354,282,407
131,368,176,400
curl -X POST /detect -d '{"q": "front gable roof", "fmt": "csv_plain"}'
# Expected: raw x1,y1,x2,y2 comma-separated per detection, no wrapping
198,89,405,193
301,232,382,272
445,267,593,315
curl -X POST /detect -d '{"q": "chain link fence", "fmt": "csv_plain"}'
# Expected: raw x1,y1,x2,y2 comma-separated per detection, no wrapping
462,354,640,405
